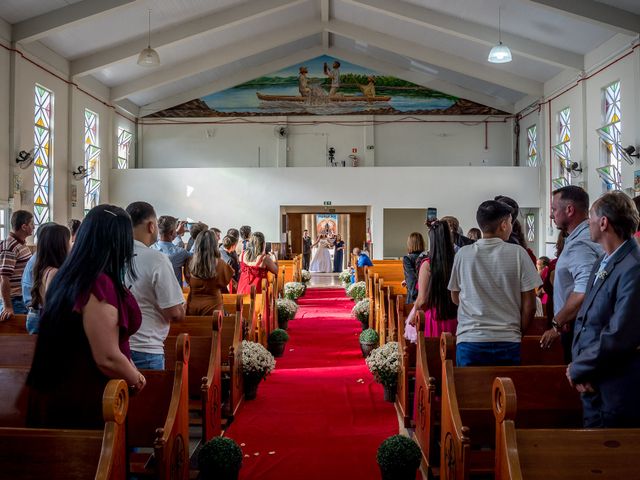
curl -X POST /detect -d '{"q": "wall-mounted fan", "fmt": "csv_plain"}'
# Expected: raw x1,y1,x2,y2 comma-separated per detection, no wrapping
72,165,90,180
15,149,35,169
274,126,288,139
552,141,581,177
595,124,638,165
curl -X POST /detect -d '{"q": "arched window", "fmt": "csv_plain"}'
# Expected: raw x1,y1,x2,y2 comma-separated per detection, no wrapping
117,128,133,169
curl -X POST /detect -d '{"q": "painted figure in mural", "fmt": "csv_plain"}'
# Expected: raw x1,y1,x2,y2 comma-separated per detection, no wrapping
298,66,311,97
323,60,341,96
358,75,376,98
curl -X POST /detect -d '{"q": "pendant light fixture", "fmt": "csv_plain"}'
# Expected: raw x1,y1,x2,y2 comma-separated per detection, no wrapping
137,9,160,67
488,6,512,64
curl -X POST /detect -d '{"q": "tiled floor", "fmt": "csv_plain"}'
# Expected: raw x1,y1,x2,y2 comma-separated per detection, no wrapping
308,273,342,288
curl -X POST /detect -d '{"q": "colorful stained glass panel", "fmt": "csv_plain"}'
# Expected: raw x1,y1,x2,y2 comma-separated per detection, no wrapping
526,125,538,167
117,128,133,169
526,213,535,243
596,165,621,190
34,84,53,227
552,177,569,190
84,109,100,214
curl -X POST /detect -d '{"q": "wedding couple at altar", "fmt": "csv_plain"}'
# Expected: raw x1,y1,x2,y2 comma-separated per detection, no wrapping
308,233,345,273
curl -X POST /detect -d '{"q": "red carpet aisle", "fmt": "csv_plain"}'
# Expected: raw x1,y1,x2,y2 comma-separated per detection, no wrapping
225,287,399,479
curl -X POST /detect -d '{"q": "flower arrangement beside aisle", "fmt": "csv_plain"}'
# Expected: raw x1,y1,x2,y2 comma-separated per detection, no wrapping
366,341,399,402
241,340,276,400
276,298,298,323
359,328,379,357
300,269,311,286
347,281,366,301
284,282,305,300
351,298,370,330
268,328,290,357
339,269,352,288
198,436,243,480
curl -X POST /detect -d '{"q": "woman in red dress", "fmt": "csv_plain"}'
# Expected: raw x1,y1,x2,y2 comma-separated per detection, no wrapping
237,232,279,294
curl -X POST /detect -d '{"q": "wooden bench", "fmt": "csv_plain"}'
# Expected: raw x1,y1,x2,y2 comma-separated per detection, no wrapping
493,376,640,480
127,333,190,480
0,379,129,480
166,311,222,443
0,367,30,427
0,334,36,367
220,312,244,420
395,296,416,428
0,314,28,334
439,336,582,480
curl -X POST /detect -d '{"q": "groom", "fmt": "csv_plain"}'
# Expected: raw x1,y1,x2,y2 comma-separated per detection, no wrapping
302,230,312,270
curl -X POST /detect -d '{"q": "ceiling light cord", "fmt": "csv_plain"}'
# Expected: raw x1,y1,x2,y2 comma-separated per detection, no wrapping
147,9,152,48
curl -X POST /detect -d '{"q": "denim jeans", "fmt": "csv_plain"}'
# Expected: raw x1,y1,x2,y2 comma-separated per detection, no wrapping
456,341,521,367
131,351,165,370
26,308,40,334
0,296,28,315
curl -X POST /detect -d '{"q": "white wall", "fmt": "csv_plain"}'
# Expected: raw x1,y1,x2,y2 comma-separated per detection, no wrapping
0,24,10,204
109,166,540,255
139,115,515,168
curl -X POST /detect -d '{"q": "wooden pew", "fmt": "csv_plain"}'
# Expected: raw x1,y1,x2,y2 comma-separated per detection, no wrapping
220,312,244,420
439,335,582,480
224,286,255,340
0,334,36,367
493,376,640,480
127,333,190,480
166,311,222,443
396,301,419,429
0,367,29,427
0,379,129,480
0,314,27,334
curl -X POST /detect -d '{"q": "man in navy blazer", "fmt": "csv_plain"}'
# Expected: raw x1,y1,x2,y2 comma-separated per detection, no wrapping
568,191,640,428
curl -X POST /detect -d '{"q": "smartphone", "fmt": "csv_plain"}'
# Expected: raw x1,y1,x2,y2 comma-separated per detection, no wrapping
426,207,438,223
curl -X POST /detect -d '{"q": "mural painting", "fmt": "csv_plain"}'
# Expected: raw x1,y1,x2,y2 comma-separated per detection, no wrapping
148,55,507,117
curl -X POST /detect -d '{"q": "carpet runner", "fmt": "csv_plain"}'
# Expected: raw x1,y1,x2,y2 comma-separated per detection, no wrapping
225,287,399,479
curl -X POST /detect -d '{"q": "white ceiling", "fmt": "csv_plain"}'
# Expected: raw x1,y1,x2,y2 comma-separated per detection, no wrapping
0,0,637,115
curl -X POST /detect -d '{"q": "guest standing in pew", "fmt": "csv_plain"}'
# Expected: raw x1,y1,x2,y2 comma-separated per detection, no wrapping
448,200,541,366
495,195,537,265
221,235,241,293
236,225,252,257
401,232,427,305
302,229,312,271
186,230,235,315
466,228,481,241
406,222,457,341
21,222,52,316
0,210,33,322
152,215,192,287
540,186,602,362
126,202,185,370
27,205,146,429
568,192,640,428
67,218,81,245
237,232,279,295
26,224,70,334
441,216,474,252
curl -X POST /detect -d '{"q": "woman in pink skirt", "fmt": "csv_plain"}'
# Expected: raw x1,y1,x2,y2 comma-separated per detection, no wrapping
405,221,457,341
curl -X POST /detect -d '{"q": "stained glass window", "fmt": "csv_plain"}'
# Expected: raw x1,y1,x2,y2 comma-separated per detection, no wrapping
34,84,53,228
552,177,569,190
526,213,535,243
554,107,571,184
601,81,622,174
116,128,133,169
596,165,621,190
0,209,6,241
526,125,538,167
84,109,100,214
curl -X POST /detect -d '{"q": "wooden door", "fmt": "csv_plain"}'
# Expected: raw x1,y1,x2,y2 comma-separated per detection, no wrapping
287,213,303,255
349,213,366,264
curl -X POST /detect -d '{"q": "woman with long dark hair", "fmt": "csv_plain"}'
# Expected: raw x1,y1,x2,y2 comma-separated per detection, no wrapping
405,221,457,340
402,232,426,305
26,224,70,334
27,205,146,429
186,230,234,315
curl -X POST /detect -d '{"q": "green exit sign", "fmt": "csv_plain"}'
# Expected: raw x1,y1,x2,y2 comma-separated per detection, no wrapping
323,201,332,206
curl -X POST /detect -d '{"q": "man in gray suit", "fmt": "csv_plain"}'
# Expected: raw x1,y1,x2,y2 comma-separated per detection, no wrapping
302,230,312,271
568,191,640,427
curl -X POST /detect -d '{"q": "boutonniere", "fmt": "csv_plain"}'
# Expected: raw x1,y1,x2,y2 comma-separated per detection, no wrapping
596,270,608,281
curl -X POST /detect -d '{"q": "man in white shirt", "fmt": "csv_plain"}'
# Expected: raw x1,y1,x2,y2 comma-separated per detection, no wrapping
448,200,541,366
126,202,185,370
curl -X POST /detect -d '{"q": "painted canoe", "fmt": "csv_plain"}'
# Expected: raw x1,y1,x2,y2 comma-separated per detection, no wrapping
256,92,391,103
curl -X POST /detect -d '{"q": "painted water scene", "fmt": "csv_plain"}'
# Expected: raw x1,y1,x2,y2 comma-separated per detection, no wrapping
149,55,507,117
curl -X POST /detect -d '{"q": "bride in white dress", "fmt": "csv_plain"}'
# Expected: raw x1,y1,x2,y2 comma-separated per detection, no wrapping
309,235,333,273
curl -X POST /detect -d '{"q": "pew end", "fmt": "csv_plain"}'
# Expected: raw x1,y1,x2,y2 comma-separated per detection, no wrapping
440,332,455,362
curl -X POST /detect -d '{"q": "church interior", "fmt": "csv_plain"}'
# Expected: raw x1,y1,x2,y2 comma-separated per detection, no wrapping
1,0,639,479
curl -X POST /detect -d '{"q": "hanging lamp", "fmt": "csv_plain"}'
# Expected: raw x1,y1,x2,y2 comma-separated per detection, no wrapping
488,7,512,64
137,9,160,67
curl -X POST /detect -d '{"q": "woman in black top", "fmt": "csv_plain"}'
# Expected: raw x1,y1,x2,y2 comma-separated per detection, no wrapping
402,232,426,304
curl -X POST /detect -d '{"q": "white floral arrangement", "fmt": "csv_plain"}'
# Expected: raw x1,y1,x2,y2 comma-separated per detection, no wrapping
351,298,370,322
276,298,298,320
347,281,366,301
300,270,311,284
284,282,305,300
241,340,276,380
338,269,352,287
366,341,399,387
